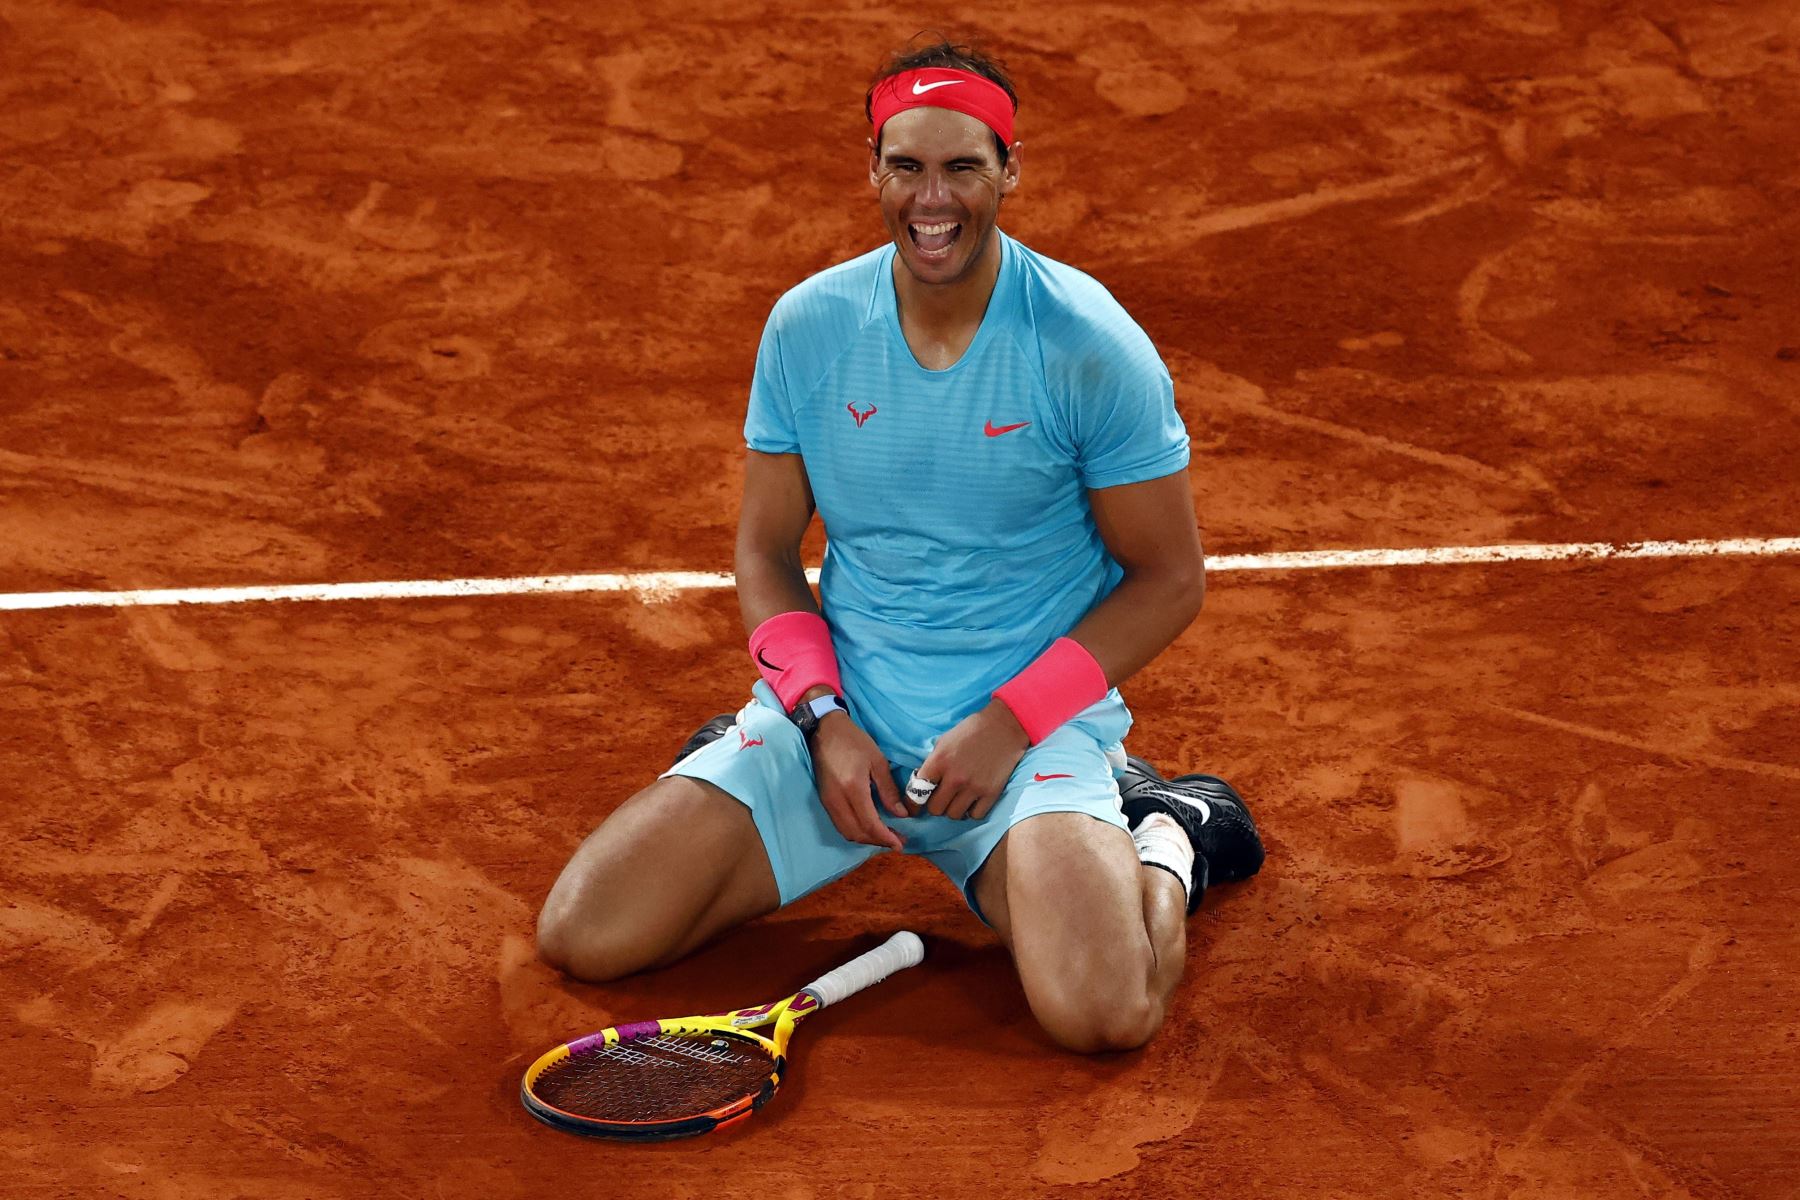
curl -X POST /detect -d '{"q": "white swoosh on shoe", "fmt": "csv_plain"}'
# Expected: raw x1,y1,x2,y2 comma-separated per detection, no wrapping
1151,785,1211,824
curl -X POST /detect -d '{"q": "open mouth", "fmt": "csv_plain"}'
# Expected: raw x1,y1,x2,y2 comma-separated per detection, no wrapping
907,220,962,259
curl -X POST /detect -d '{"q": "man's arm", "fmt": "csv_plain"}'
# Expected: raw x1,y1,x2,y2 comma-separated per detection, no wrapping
735,450,824,629
735,451,907,847
915,468,1205,819
1067,467,1206,683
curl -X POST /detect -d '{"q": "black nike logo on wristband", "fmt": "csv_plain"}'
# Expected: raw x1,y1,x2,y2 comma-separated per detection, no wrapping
756,649,782,671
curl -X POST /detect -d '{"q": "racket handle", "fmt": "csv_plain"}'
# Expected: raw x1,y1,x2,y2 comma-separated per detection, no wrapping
800,931,924,1009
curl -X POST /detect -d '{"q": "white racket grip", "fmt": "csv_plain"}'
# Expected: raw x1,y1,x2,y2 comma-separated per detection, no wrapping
904,771,937,808
800,931,925,1009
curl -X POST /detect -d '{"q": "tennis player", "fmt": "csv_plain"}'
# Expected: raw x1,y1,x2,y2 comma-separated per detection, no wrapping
539,40,1263,1053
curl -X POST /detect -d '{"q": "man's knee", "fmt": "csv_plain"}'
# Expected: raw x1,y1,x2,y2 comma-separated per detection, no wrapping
533,775,777,983
1027,977,1164,1054
988,813,1171,1052
536,900,653,983
536,837,662,982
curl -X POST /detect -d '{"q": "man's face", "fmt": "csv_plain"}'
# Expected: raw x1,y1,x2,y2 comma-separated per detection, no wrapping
870,106,1021,288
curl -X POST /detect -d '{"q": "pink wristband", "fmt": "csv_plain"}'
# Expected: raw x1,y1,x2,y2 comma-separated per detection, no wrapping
992,637,1109,745
748,610,844,710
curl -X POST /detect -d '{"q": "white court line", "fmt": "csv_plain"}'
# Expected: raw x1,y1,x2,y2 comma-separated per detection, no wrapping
1,536,1796,613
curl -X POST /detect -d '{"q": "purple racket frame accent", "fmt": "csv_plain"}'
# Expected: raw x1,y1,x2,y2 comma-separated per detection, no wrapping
568,1020,662,1055
565,995,811,1057
612,1020,664,1042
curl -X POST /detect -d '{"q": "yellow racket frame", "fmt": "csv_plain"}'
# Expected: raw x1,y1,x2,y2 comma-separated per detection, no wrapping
522,931,922,1140
521,991,817,1139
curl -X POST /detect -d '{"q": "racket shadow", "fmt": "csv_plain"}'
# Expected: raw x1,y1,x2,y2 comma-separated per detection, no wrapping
742,936,937,1140
917,934,1163,1060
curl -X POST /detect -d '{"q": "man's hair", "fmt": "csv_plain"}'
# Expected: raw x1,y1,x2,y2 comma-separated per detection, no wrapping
866,36,1018,164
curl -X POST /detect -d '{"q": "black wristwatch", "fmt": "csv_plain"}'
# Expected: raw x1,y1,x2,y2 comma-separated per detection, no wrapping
788,693,847,741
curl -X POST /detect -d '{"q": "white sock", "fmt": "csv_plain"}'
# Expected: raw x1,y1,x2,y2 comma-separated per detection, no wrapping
1132,812,1195,906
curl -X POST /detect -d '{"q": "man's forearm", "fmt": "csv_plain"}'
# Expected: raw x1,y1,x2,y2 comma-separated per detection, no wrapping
738,547,862,786
1067,565,1206,688
735,546,820,635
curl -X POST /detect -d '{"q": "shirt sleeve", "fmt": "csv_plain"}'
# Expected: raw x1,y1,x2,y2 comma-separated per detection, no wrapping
743,306,800,455
1067,325,1191,490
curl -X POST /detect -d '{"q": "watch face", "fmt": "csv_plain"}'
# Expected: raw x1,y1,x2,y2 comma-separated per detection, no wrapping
791,695,837,738
790,701,816,735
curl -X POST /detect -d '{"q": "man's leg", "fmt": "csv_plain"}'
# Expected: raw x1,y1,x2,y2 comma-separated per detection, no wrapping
974,812,1185,1053
537,774,781,982
539,694,882,983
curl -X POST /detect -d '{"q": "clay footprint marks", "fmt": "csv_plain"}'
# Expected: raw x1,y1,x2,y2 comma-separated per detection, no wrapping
89,1000,242,1094
1393,777,1512,879
12,997,244,1097
1033,1081,1202,1186
1571,782,1712,898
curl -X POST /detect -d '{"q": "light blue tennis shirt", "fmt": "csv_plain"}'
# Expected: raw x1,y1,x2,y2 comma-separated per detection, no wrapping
744,230,1190,766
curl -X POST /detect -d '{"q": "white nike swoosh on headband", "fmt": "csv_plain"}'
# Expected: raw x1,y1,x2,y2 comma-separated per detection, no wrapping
911,79,965,95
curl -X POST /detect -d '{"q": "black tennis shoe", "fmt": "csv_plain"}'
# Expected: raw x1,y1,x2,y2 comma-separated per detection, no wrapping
1118,756,1264,913
671,713,735,768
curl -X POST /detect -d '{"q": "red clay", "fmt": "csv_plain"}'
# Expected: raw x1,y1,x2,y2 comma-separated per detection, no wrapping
3,3,1798,1197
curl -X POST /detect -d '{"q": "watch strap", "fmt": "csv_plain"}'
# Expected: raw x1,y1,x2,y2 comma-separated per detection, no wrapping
790,692,845,740
802,694,846,723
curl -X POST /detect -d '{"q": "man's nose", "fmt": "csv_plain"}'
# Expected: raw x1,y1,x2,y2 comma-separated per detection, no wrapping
917,168,951,206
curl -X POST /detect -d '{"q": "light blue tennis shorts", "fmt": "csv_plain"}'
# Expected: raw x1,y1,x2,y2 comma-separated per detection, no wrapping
662,681,1133,922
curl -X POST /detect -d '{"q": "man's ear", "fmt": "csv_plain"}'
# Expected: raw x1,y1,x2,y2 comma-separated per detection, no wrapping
867,136,881,187
1001,141,1023,196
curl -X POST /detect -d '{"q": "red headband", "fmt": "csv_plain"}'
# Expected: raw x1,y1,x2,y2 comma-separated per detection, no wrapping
869,68,1016,146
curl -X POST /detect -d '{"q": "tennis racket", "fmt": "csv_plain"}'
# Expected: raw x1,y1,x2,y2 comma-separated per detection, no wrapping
521,930,924,1140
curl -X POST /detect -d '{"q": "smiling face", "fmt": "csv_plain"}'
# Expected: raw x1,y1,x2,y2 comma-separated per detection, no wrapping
869,106,1021,289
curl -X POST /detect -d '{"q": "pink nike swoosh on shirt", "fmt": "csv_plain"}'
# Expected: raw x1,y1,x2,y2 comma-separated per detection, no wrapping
984,420,1031,437
1032,773,1074,782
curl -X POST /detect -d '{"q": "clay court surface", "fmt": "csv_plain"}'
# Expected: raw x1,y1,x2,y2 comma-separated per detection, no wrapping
4,1,1799,1196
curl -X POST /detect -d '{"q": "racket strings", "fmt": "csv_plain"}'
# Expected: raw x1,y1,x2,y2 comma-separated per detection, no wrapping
535,1034,776,1123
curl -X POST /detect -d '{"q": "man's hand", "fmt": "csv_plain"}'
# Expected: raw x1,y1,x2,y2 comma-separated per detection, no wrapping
915,700,1030,820
810,712,907,850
